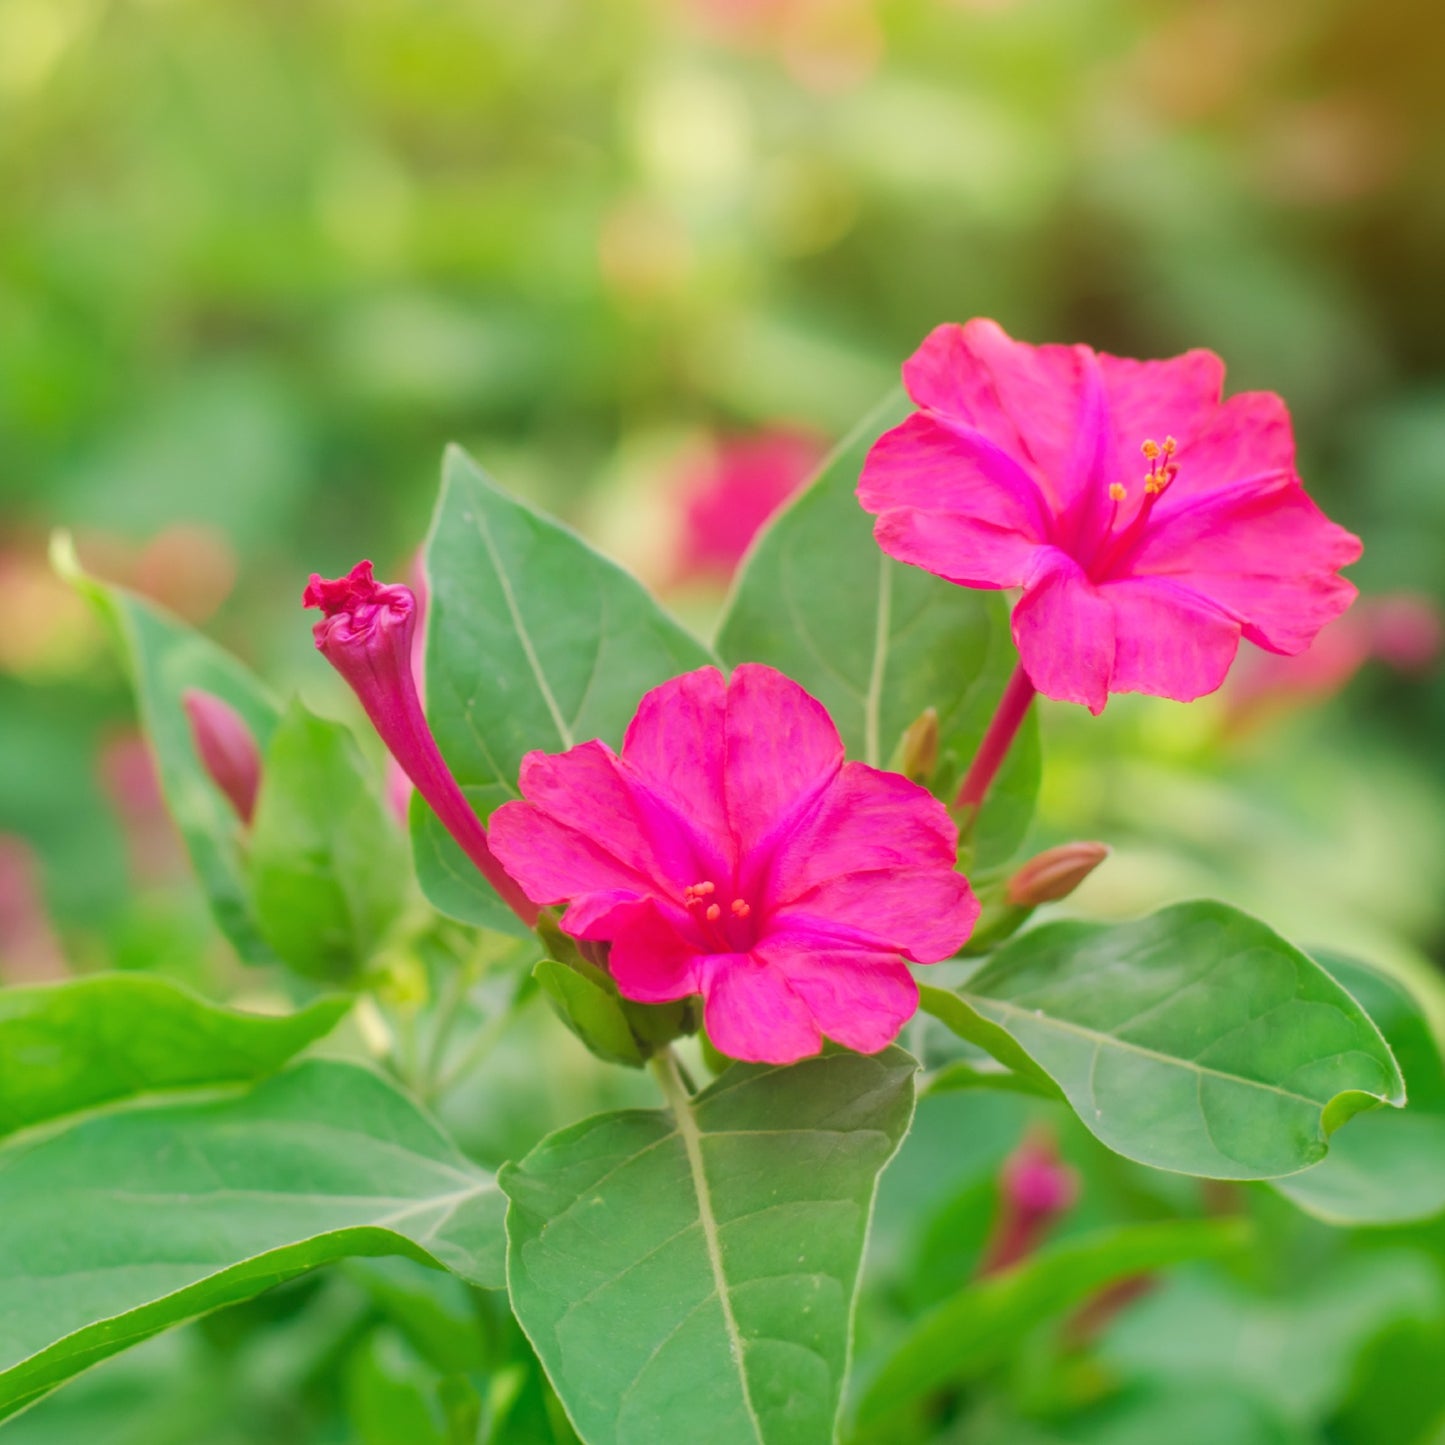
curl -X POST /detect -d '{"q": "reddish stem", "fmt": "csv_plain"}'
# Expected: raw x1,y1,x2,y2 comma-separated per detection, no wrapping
954,665,1037,816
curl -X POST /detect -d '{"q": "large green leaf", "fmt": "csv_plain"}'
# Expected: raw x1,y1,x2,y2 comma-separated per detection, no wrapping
55,536,281,963
249,700,410,983
1274,954,1445,1224
935,902,1404,1179
0,973,347,1139
0,1060,505,1420
715,392,1038,870
853,1217,1249,1432
416,446,713,930
501,1047,916,1445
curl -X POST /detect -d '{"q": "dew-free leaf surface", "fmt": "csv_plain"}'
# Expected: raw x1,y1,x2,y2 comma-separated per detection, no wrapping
501,1048,916,1445
418,447,713,931
0,1060,504,1421
936,902,1404,1178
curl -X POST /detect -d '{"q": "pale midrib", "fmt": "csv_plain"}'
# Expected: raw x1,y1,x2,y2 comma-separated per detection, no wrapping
470,510,574,750
657,1050,765,1443
970,995,1341,1109
863,557,892,768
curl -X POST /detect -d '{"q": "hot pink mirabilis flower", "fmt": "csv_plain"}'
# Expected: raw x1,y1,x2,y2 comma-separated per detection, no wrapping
857,319,1363,714
488,663,980,1064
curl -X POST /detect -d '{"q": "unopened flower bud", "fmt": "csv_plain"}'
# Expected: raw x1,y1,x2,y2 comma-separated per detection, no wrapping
896,706,939,785
980,1131,1079,1275
302,560,537,926
1005,841,1109,908
182,689,261,824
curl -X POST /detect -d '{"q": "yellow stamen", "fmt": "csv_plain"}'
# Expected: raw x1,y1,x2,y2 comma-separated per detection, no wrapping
731,899,751,919
1141,439,1161,460
705,903,721,922
1108,483,1127,502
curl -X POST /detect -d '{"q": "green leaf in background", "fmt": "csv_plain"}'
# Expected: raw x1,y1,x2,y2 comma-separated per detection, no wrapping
501,1047,916,1445
0,973,347,1139
1274,954,1445,1224
346,1325,479,1445
249,700,410,983
54,535,281,964
416,445,714,930
852,1217,1250,1433
533,960,645,1069
715,392,1039,871
937,902,1404,1179
0,1060,505,1421
1100,1248,1443,1430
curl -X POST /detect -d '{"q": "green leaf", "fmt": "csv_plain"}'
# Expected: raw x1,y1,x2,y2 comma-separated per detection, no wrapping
715,392,1038,870
941,902,1405,1179
501,1047,917,1445
346,1326,475,1445
55,535,281,963
923,1059,1061,1100
533,960,645,1068
249,700,410,982
0,1060,505,1421
853,1218,1250,1431
0,973,347,1140
417,446,713,930
1274,954,1445,1224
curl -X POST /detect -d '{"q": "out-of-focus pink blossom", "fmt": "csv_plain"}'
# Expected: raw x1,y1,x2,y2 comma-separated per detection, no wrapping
980,1131,1079,1276
490,664,979,1064
675,427,825,583
182,690,261,825
1223,592,1442,734
303,561,536,925
0,836,67,983
98,730,184,884
859,319,1362,715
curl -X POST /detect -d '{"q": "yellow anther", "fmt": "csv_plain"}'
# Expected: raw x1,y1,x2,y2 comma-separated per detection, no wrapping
731,899,751,919
705,903,721,922
1141,439,1161,460
1162,436,1177,455
1108,483,1127,502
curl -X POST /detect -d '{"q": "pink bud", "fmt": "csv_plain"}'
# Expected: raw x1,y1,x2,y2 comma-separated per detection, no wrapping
980,1131,1079,1275
182,689,261,824
302,560,538,926
1005,841,1109,908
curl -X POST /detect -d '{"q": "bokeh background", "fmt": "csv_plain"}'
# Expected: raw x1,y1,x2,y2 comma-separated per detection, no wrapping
2,1,1444,1437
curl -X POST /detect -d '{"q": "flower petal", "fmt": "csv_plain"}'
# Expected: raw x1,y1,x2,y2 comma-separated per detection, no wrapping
724,663,844,858
1100,577,1243,702
620,667,730,844
903,320,1090,512
763,762,958,910
607,901,705,1004
1097,347,1226,488
859,412,1051,588
772,864,979,964
1012,549,1116,714
702,956,821,1064
1128,472,1362,653
756,935,920,1054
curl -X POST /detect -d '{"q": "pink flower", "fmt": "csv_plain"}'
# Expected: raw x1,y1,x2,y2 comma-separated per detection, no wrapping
489,663,979,1064
675,428,825,582
980,1130,1079,1276
858,319,1363,714
303,561,536,926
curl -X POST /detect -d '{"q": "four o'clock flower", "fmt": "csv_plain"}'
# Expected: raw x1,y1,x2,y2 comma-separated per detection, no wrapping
302,560,537,926
488,663,980,1064
858,319,1363,718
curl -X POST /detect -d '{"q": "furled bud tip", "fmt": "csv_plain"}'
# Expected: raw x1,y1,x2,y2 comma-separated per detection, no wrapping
302,560,537,926
1005,841,1109,908
182,689,261,824
897,706,939,785
980,1131,1079,1276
